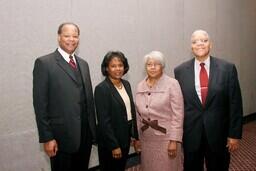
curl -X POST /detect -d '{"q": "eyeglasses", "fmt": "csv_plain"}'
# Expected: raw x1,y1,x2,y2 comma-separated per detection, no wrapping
191,39,209,44
146,63,161,68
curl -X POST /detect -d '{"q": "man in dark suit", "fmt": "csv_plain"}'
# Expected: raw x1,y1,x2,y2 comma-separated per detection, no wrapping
33,22,96,171
174,30,243,171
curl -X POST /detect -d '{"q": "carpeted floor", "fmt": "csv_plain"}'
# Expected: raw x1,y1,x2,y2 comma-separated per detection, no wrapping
127,121,256,171
229,121,256,171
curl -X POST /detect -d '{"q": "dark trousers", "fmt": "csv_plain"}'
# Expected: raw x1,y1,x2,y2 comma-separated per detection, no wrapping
50,145,91,171
98,146,130,171
50,122,92,171
184,129,230,171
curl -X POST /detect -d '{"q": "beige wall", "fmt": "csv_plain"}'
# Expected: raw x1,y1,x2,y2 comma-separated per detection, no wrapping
0,0,256,170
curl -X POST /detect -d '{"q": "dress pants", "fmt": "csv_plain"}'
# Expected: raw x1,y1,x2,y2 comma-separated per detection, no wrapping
98,146,130,171
50,144,91,171
50,120,92,171
183,128,230,171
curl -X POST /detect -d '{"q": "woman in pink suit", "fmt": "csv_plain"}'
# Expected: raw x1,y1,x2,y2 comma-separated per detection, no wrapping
135,51,184,171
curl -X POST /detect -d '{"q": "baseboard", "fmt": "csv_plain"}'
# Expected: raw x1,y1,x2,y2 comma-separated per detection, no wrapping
243,112,256,124
88,165,99,171
126,152,140,168
88,153,140,171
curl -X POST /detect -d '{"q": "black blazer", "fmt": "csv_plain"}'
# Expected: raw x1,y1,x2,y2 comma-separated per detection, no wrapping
33,50,96,153
174,56,243,152
94,77,138,151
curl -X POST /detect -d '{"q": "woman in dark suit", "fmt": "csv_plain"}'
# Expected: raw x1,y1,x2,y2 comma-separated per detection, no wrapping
94,51,139,171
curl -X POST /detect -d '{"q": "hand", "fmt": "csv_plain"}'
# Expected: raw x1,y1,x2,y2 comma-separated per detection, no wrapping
133,140,141,154
168,141,177,158
112,148,122,159
226,138,240,152
44,139,58,157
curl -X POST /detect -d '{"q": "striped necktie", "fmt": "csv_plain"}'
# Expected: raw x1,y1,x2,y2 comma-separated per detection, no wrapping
69,55,77,69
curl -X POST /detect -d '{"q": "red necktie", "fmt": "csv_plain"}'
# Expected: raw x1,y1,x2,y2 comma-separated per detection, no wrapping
200,63,208,106
69,55,77,69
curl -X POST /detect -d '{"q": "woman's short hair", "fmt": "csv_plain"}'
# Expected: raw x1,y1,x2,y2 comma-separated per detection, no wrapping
101,51,129,76
144,51,165,68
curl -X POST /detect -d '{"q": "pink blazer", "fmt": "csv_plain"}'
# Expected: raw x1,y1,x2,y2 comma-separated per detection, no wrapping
135,74,184,142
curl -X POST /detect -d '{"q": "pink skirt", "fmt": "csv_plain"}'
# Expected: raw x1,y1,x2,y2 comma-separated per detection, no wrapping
140,128,183,171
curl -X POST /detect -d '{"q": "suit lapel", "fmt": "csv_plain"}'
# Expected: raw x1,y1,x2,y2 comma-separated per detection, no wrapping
106,78,126,109
123,81,133,103
186,59,202,109
54,51,77,83
76,56,89,85
205,56,218,107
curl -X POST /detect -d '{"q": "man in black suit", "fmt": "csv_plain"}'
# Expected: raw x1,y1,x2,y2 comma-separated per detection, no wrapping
33,22,96,171
174,30,243,171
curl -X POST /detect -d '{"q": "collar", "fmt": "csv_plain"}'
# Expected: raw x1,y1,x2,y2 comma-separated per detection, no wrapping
195,56,210,69
57,47,76,63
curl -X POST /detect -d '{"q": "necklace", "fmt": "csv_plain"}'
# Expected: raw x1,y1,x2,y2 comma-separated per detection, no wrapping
115,83,123,89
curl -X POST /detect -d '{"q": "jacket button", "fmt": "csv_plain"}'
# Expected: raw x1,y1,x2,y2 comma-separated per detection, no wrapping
148,93,151,96
146,105,148,108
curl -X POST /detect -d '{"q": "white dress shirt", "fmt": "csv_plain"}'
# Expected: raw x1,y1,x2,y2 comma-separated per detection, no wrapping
115,85,132,121
58,47,77,64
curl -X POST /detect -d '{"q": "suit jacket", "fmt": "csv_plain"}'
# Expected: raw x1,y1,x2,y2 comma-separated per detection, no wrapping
33,50,96,153
174,56,243,152
135,74,184,142
94,77,138,151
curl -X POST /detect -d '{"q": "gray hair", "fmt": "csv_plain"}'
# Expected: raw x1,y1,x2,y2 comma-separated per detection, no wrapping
191,29,210,42
144,51,165,68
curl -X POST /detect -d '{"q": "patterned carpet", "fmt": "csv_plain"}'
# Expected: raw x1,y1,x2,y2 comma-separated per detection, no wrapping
229,121,256,171
126,121,256,171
